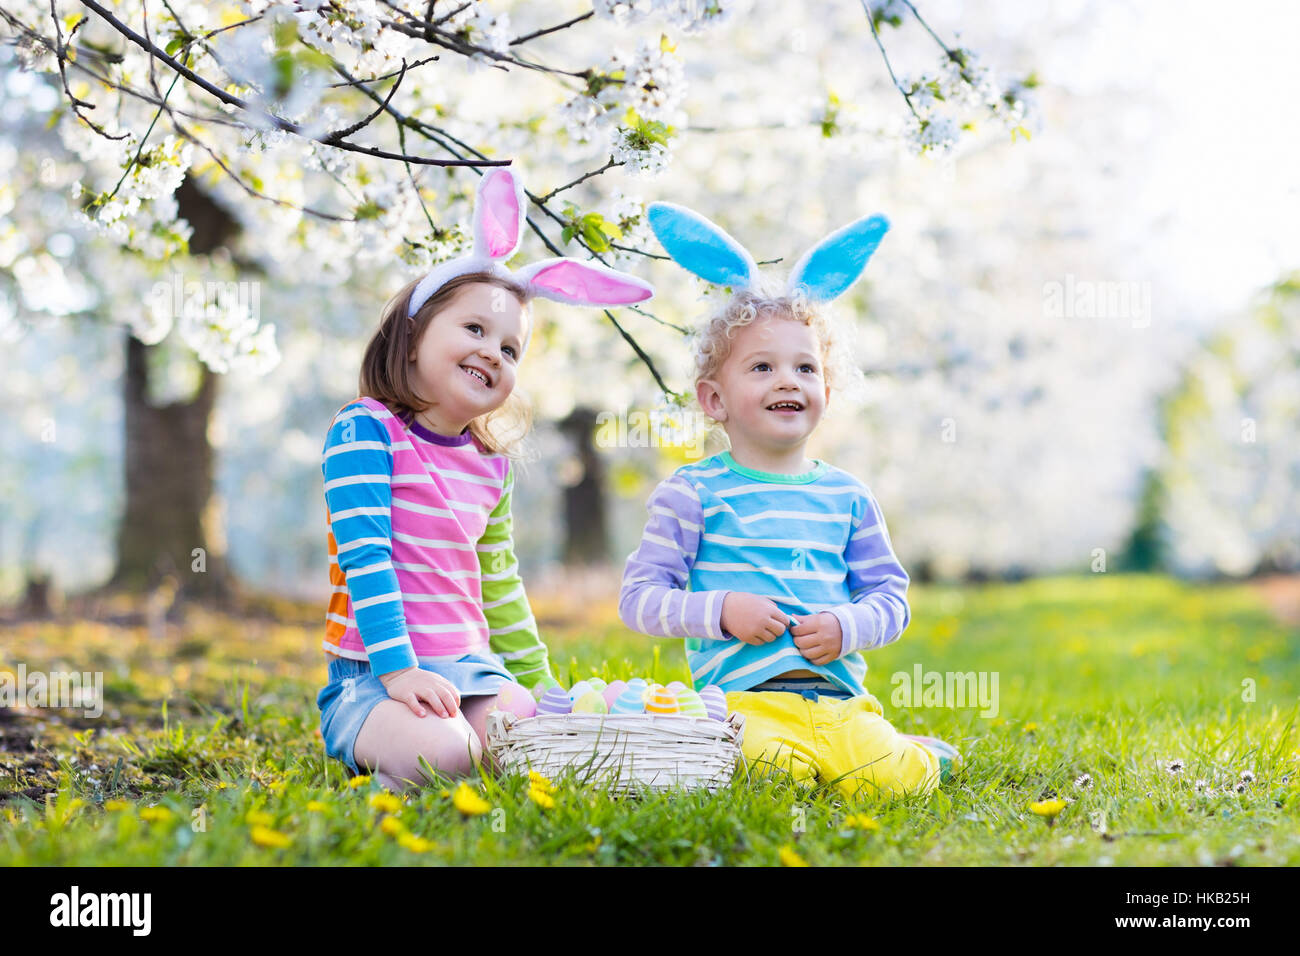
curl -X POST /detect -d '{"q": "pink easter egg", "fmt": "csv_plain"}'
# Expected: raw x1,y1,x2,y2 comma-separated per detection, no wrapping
601,680,627,710
494,683,537,719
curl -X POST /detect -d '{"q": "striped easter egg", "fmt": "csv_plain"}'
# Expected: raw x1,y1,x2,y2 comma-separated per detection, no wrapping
530,676,562,701
610,687,646,715
699,685,727,721
644,685,680,715
677,689,707,717
537,686,574,715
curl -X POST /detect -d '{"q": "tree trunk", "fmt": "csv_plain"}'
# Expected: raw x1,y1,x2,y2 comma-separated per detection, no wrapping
107,334,234,601
558,407,609,565
106,176,241,603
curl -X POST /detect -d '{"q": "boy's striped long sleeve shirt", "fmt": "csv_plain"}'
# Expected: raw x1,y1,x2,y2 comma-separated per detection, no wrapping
321,397,553,687
618,451,910,695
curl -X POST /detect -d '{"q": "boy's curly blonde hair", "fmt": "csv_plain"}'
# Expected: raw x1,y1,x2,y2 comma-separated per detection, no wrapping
690,273,862,396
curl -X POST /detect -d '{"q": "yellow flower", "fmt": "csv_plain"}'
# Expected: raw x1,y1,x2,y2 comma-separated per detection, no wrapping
439,788,451,799
267,781,286,795
379,815,405,836
844,814,880,832
1029,799,1066,819
369,792,402,814
139,805,173,822
245,809,275,827
779,845,809,867
397,832,432,853
528,786,555,810
250,825,292,849
1022,722,1038,733
348,775,372,789
528,770,554,794
216,781,231,790
451,781,490,816
306,801,329,814
104,799,130,813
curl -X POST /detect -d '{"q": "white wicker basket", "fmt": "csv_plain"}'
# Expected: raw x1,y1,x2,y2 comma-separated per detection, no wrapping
485,710,746,795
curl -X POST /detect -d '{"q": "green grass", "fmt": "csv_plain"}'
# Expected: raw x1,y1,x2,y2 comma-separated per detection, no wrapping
1,573,1297,865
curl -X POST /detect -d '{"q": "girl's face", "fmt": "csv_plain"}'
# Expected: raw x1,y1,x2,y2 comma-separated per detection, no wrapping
408,282,528,433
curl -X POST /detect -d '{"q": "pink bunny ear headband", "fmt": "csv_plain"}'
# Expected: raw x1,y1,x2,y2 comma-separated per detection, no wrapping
407,167,655,320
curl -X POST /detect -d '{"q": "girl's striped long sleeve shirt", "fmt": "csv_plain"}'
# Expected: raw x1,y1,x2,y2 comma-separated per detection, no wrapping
321,396,552,687
618,451,911,696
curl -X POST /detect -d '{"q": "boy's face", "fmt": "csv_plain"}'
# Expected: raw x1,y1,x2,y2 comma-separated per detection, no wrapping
696,314,830,455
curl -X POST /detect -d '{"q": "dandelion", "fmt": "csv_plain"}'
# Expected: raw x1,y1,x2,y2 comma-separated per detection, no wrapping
348,775,372,789
1165,758,1185,775
528,770,554,794
1029,799,1066,820
1234,782,1248,794
1022,722,1037,733
245,809,275,827
528,785,556,810
250,825,291,849
1074,773,1092,790
843,814,880,831
104,799,131,812
369,792,402,814
139,805,173,822
451,781,490,816
438,788,451,799
779,844,809,867
1194,779,1208,794
1239,770,1255,784
306,801,329,814
397,832,432,853
379,815,405,837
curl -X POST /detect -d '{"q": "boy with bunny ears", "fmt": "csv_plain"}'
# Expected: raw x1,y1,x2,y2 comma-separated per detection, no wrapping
618,203,960,801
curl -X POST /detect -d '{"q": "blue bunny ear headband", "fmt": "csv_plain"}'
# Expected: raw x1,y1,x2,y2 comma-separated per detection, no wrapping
645,202,889,302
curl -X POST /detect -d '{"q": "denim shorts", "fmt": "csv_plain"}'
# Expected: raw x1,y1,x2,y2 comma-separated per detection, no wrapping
317,652,516,776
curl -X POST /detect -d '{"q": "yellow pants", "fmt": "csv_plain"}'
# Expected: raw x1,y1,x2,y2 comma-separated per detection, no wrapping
726,689,940,801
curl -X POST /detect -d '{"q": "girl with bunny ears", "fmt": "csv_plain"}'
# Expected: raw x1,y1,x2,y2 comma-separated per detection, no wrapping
618,202,961,800
318,167,653,792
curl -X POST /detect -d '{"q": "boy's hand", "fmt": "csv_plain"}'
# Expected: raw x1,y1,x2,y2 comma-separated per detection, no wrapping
378,666,461,719
721,592,791,646
790,613,843,666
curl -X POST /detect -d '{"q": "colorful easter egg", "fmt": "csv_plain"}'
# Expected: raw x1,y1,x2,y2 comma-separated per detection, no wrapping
587,678,608,692
677,689,707,717
531,676,562,701
645,685,680,715
699,685,727,721
493,683,537,719
537,686,573,715
572,691,608,714
610,687,646,715
568,680,594,703
601,680,628,710
666,681,688,695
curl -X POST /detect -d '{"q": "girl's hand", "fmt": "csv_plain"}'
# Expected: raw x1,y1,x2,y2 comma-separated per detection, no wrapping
790,613,843,666
378,666,461,719
721,592,791,646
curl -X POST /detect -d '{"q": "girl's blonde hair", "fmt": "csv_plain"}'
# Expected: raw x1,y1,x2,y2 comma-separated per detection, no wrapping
690,274,861,395
359,271,534,459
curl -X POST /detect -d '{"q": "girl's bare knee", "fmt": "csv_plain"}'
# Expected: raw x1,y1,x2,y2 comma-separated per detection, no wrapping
354,700,481,787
